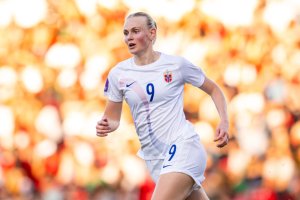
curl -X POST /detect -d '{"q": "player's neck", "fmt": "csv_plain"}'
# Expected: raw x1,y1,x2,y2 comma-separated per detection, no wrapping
134,51,160,66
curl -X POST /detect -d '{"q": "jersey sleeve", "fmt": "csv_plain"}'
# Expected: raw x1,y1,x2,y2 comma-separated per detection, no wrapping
180,57,206,87
103,68,123,102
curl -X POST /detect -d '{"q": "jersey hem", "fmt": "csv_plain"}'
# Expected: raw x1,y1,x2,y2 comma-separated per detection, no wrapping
104,94,123,103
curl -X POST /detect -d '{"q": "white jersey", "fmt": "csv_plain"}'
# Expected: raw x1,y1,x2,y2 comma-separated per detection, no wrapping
104,53,206,160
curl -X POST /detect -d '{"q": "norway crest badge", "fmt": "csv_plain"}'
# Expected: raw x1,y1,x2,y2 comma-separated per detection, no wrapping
164,70,172,83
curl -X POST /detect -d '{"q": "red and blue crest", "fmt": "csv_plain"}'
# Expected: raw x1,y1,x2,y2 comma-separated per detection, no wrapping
164,70,172,83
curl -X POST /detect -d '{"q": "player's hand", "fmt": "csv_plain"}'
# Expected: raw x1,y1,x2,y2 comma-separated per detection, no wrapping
214,121,229,148
96,117,111,137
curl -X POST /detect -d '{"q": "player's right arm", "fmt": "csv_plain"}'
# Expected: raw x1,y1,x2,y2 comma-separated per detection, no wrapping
96,100,123,137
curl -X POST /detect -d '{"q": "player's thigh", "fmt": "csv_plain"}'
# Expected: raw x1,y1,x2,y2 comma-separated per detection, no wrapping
151,172,194,200
186,187,210,200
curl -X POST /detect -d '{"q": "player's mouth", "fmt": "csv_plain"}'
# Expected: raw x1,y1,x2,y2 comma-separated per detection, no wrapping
128,43,136,49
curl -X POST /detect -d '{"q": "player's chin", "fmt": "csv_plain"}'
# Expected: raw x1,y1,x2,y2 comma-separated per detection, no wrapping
128,47,138,54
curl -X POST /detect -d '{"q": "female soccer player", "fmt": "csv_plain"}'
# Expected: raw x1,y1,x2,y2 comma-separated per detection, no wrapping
96,12,229,200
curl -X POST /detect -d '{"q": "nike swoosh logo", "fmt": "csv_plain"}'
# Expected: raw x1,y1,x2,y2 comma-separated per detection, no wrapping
126,81,135,87
162,164,172,168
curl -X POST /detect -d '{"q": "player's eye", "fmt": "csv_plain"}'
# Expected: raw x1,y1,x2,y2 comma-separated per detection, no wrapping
133,29,139,33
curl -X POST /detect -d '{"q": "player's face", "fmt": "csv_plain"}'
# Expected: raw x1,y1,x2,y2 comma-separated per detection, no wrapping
123,16,154,56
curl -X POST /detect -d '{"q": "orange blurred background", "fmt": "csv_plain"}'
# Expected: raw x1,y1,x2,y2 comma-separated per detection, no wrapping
1,0,300,199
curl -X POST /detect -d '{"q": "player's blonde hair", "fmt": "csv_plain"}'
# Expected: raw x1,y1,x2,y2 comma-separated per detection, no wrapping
126,12,157,44
126,11,157,30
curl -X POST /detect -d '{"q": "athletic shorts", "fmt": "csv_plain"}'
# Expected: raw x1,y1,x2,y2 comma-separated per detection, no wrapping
145,135,207,191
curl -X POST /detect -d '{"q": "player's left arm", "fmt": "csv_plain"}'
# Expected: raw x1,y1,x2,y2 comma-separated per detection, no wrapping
199,77,229,148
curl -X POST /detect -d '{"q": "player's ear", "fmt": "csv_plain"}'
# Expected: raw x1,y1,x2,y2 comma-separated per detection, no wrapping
149,28,156,43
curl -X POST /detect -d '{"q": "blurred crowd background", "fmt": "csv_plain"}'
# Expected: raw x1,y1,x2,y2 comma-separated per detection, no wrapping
1,0,300,199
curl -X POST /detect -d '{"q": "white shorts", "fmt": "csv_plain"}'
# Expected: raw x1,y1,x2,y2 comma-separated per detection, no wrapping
145,135,207,191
